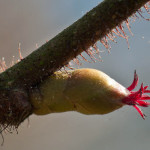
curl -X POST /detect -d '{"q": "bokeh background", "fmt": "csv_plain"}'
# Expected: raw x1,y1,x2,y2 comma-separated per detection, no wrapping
0,0,150,150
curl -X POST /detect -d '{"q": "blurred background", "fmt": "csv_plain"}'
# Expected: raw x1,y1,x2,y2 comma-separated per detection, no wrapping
0,0,150,150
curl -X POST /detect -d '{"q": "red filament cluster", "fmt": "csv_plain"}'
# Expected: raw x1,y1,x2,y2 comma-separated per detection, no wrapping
122,71,150,119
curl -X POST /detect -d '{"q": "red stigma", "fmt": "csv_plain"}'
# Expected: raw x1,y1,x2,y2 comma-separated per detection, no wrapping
122,71,150,119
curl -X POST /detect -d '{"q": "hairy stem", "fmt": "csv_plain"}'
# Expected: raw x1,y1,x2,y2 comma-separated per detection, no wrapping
0,0,149,89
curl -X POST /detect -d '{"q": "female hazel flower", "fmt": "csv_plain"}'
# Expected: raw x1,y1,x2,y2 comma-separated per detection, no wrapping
122,71,150,119
31,69,150,119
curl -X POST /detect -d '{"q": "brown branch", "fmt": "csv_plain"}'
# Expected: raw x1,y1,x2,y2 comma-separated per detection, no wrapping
0,0,149,88
0,0,149,128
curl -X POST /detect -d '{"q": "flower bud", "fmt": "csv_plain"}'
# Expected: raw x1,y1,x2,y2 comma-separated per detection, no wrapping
31,68,150,119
